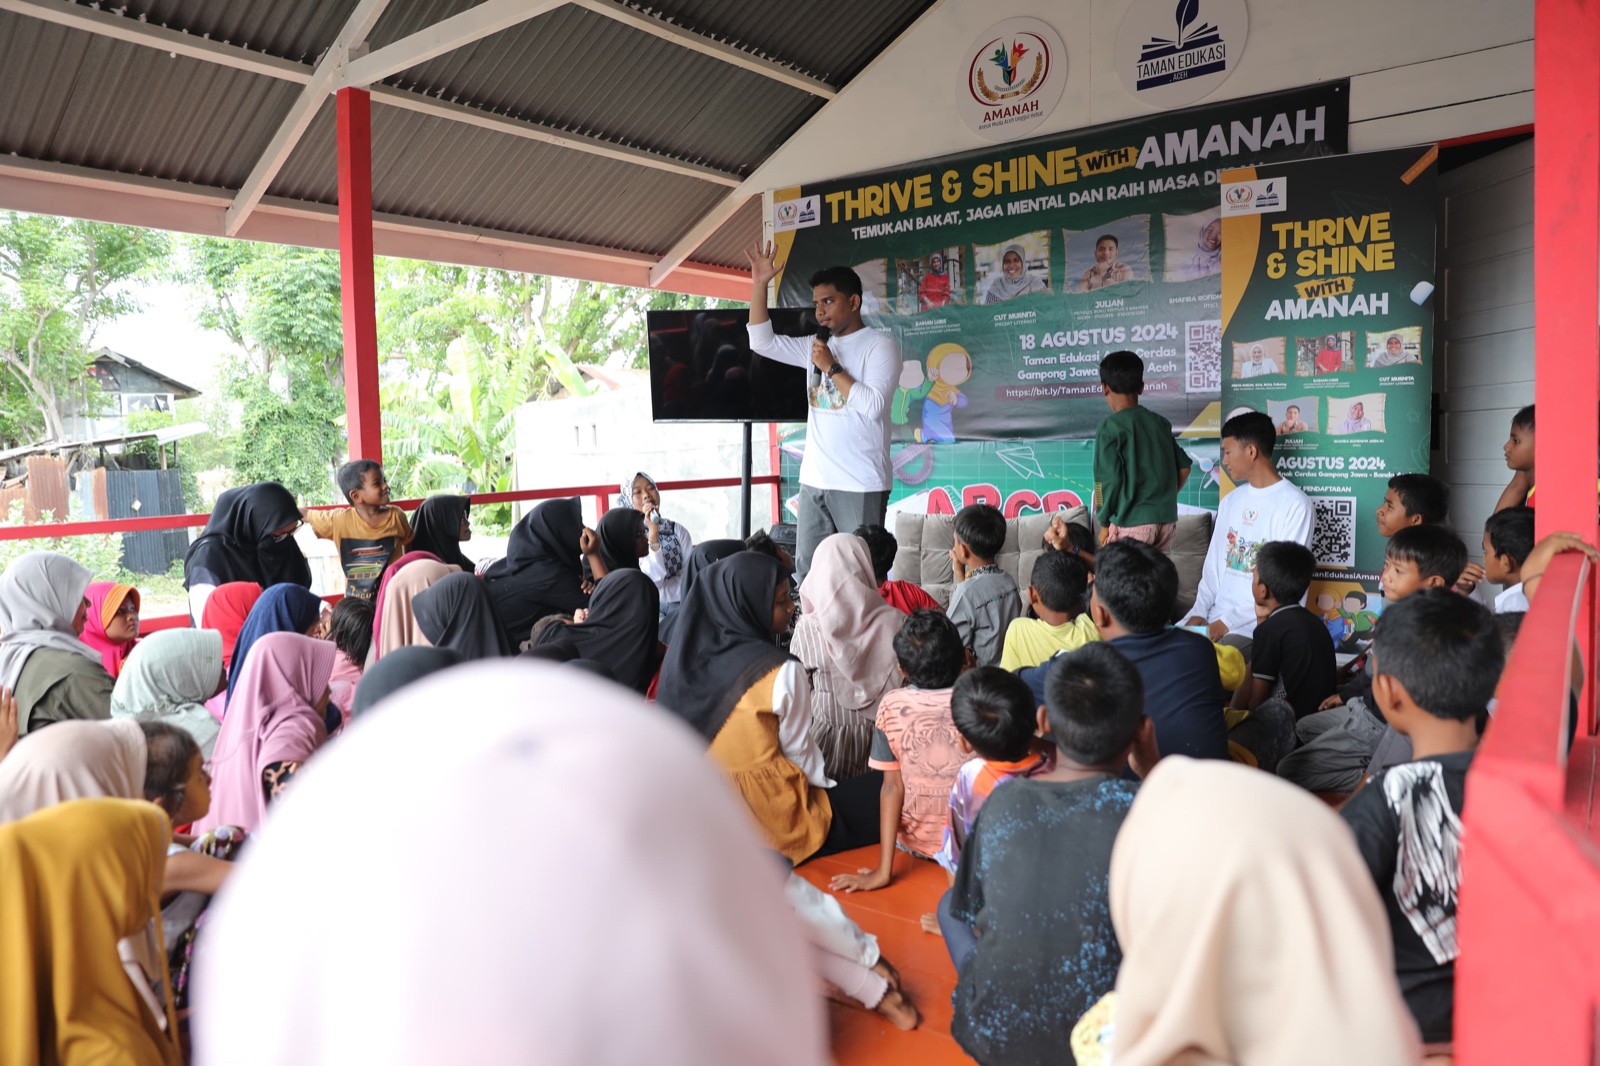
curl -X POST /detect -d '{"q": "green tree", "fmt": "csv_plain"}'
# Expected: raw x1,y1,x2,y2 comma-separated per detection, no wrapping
184,239,344,503
0,213,170,442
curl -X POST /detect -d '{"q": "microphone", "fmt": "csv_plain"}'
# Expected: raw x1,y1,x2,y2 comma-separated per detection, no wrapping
813,326,832,390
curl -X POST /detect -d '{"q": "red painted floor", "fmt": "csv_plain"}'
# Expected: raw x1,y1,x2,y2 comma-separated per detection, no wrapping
795,846,974,1065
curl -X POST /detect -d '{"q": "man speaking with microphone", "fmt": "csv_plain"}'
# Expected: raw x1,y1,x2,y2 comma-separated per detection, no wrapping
746,240,901,583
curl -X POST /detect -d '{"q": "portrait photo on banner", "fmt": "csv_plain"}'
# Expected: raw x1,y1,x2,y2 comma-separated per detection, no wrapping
1231,336,1287,379
1364,325,1423,368
975,232,1052,304
853,259,890,316
1269,397,1319,436
896,247,966,314
1328,393,1387,436
1163,207,1223,282
1296,330,1354,376
1065,214,1151,293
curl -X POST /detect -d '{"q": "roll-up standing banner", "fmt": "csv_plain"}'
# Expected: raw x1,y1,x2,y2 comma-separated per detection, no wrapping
1219,145,1438,648
770,83,1349,522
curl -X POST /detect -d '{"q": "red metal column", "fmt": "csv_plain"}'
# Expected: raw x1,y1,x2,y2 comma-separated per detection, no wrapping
337,87,383,463
1534,0,1600,734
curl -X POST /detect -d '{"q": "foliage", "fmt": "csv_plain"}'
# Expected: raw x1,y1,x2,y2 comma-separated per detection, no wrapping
172,397,233,474
183,239,344,503
0,213,170,443
0,500,125,580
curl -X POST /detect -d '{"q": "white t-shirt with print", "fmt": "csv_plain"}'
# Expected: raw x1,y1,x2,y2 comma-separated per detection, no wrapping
748,320,901,493
1187,477,1316,636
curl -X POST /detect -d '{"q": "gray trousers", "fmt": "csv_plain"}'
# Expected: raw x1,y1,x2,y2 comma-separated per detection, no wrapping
795,485,889,583
1276,699,1388,794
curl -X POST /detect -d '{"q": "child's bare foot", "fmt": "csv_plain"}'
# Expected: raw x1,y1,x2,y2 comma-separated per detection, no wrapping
871,957,901,991
876,987,921,1031
920,911,943,936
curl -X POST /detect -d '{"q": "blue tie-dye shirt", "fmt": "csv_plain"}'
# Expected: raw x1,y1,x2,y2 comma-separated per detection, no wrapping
949,773,1139,1066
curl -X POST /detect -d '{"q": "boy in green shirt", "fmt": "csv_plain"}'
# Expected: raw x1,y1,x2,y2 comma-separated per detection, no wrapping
1093,351,1192,551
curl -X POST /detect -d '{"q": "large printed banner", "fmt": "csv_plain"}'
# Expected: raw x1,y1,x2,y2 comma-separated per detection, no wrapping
771,82,1348,442
1219,145,1438,641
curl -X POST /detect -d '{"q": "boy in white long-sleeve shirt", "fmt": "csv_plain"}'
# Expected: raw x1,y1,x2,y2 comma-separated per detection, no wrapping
1184,411,1314,652
746,241,901,582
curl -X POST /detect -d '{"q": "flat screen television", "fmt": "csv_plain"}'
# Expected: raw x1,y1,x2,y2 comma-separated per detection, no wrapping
647,308,816,423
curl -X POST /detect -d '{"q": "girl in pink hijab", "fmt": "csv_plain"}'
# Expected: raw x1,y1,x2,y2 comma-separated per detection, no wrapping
194,632,335,836
81,581,142,679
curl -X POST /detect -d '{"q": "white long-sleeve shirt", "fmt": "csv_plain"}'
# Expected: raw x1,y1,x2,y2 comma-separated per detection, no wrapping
771,660,834,789
1187,477,1315,637
747,319,900,493
641,522,694,605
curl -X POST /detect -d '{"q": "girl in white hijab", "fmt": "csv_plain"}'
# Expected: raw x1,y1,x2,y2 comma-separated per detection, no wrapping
0,550,111,735
111,630,227,758
1099,757,1421,1066
194,660,829,1066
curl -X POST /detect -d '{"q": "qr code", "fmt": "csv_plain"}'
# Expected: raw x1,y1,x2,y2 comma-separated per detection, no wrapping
1311,496,1357,568
1185,320,1221,394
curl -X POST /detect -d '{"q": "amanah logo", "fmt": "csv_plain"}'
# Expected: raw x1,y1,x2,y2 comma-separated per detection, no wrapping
1137,0,1228,90
1225,184,1253,206
958,18,1065,140
772,194,821,232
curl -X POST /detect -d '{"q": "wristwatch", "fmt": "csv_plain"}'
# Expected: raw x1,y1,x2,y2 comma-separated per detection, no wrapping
826,361,845,378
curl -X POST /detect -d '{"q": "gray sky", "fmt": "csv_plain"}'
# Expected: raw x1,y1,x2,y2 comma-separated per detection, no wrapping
93,279,232,397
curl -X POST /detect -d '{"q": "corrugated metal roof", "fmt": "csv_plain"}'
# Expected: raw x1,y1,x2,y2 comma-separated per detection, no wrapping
274,101,732,253
689,194,761,270
0,0,938,277
0,10,299,187
108,0,358,64
376,4,819,175
620,0,934,85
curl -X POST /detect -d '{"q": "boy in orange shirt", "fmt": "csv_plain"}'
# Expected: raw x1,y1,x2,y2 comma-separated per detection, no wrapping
304,459,412,601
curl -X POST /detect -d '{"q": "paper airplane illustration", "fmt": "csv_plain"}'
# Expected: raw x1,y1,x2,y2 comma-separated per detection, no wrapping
996,444,1044,480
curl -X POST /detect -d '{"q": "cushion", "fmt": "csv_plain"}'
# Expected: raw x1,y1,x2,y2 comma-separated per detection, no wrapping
894,506,1091,610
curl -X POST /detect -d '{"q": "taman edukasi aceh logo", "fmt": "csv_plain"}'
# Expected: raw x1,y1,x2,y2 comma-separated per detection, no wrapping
1137,0,1227,90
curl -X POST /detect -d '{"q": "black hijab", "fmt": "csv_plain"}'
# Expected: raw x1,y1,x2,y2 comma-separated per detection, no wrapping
409,495,474,571
532,569,660,694
412,572,511,661
484,498,590,648
595,508,645,574
659,539,747,645
657,553,794,741
350,646,462,718
184,482,311,591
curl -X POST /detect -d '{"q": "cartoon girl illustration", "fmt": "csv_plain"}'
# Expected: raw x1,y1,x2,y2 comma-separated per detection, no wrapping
915,343,972,443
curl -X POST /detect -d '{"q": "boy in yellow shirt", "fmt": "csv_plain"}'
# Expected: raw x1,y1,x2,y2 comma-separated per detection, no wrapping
999,551,1099,670
303,459,413,601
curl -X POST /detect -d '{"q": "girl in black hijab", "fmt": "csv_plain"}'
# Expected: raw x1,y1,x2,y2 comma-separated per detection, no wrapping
349,646,462,718
657,553,876,864
594,508,648,574
530,569,660,693
413,572,511,661
408,495,475,571
484,499,596,648
184,482,311,624
658,539,746,645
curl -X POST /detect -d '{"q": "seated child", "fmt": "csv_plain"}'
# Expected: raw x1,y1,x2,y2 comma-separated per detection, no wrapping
744,528,794,569
830,610,967,893
1024,540,1227,761
944,642,1153,1066
1043,513,1097,567
1376,470,1485,596
1340,589,1503,1049
948,504,1022,667
325,596,373,721
926,666,1056,933
854,523,941,615
1233,541,1336,719
305,460,412,601
1278,525,1467,795
999,550,1098,670
1482,505,1535,613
